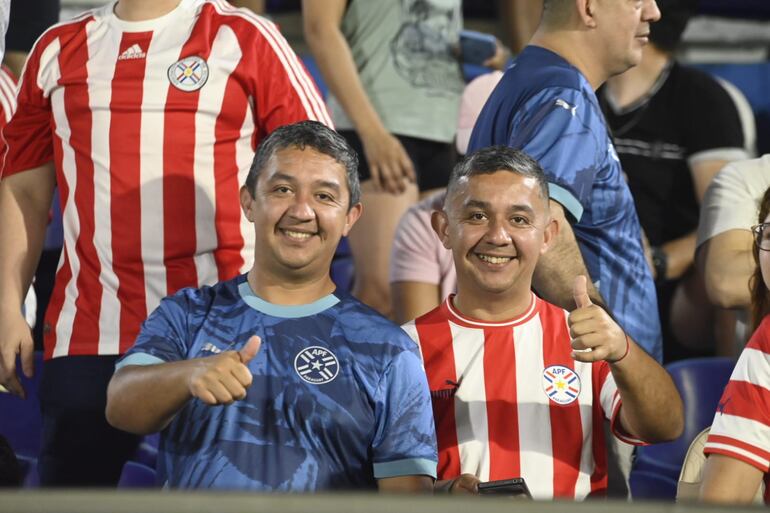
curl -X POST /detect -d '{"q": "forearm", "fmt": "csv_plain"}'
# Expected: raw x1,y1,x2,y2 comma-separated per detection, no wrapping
106,361,196,435
660,231,696,281
699,454,764,504
697,236,753,308
302,4,386,137
612,339,683,442
0,166,55,310
533,202,604,309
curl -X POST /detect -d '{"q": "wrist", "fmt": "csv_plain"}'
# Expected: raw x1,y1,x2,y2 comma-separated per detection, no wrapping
651,246,668,283
609,333,631,364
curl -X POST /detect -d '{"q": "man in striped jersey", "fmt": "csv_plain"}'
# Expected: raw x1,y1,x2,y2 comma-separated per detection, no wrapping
403,146,683,499
0,0,330,486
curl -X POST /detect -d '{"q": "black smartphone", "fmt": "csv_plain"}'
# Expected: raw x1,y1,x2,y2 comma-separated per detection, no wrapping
459,30,497,66
477,477,532,498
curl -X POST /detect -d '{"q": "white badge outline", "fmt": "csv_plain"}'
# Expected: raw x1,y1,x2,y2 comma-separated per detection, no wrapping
542,364,581,405
167,55,209,92
294,346,340,385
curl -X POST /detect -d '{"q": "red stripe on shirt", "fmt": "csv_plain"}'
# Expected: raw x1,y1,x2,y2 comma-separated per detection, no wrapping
415,308,461,480
706,434,770,468
110,33,152,353
62,26,103,354
718,379,770,429
540,305,581,498
162,20,213,295
483,325,520,480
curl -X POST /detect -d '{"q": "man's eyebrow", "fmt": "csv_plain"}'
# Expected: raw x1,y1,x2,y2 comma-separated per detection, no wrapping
266,172,297,184
314,180,342,191
461,199,489,210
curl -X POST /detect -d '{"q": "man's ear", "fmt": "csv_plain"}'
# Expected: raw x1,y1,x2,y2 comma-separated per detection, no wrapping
240,185,255,221
342,202,363,236
431,210,452,250
576,0,597,28
541,216,560,255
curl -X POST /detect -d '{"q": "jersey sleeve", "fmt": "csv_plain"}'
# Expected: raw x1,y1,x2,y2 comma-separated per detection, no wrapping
371,348,438,480
705,317,770,472
509,87,604,223
116,293,191,370
594,361,646,446
683,72,747,164
248,16,333,139
2,32,55,177
389,204,443,286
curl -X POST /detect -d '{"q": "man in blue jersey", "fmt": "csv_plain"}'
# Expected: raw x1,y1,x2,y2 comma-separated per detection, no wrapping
469,0,663,362
105,121,437,492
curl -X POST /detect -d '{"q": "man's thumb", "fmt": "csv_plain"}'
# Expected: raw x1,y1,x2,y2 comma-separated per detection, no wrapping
238,335,261,364
573,275,593,309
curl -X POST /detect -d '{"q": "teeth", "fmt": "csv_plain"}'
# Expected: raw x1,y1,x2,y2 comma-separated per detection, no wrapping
284,230,312,240
478,254,512,264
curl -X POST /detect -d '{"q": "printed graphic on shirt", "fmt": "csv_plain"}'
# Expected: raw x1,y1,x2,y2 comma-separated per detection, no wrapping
168,55,209,92
294,346,340,384
542,365,581,405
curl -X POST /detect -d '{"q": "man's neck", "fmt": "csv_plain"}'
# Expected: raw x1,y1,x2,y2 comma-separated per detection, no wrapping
114,0,182,22
246,267,336,306
604,45,670,109
529,28,609,91
452,286,533,323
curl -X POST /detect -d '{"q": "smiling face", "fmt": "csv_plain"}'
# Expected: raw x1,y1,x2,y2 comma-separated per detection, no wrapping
593,0,661,76
435,170,556,306
240,146,362,282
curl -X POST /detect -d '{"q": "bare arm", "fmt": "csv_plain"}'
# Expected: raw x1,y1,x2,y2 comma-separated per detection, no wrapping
696,230,753,309
699,454,764,504
377,475,434,493
692,159,729,205
570,277,683,442
106,336,261,435
533,200,604,309
228,0,264,13
659,231,696,281
392,282,442,325
0,164,56,397
302,0,415,194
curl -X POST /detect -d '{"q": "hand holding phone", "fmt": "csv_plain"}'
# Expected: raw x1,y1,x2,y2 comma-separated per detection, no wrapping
477,477,532,498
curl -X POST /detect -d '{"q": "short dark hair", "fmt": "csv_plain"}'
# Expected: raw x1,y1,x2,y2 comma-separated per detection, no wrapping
245,121,361,208
447,145,550,203
650,0,699,52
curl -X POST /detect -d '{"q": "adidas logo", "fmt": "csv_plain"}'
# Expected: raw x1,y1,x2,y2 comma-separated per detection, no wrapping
118,43,146,61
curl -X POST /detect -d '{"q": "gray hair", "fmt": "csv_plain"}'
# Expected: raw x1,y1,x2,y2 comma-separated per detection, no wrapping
447,145,550,203
245,121,361,208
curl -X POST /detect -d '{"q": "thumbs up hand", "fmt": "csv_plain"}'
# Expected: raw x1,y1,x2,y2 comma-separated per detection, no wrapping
567,276,626,363
187,335,262,405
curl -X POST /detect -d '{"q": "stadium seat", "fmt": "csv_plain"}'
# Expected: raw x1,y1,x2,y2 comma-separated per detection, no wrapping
0,352,44,459
16,455,39,488
118,461,157,488
632,357,735,480
629,470,679,500
132,434,160,469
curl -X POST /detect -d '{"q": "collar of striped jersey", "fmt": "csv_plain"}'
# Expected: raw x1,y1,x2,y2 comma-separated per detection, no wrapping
443,292,539,328
106,0,195,32
237,280,340,319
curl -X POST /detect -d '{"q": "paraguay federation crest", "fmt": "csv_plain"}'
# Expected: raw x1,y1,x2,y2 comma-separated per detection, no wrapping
167,55,209,92
542,365,581,405
294,346,339,385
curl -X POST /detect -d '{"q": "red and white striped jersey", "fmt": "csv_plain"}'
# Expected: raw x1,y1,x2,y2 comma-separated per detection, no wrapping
403,294,641,500
705,315,770,500
0,64,16,125
2,0,331,360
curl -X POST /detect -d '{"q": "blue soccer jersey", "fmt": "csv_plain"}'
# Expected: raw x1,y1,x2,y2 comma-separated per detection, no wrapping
469,45,662,361
117,275,438,490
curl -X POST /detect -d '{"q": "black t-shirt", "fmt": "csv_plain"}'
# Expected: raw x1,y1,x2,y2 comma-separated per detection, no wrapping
599,62,746,246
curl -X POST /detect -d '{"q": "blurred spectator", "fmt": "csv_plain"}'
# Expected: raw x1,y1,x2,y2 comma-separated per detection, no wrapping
699,186,770,504
3,0,59,77
0,0,8,63
598,0,752,360
498,0,542,54
304,0,507,317
229,0,265,14
0,0,329,487
389,71,501,324
469,0,663,361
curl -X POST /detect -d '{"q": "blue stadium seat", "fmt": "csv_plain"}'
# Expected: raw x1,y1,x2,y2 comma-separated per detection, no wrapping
16,455,39,488
118,461,157,488
132,434,160,469
632,357,735,480
629,469,679,500
0,352,44,459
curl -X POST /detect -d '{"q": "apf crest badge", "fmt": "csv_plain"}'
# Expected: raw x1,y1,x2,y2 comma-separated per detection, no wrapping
294,346,339,385
542,365,581,405
168,56,209,92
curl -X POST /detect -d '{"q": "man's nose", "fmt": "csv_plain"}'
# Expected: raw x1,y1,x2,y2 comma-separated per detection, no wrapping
286,193,315,220
644,0,662,23
484,218,512,245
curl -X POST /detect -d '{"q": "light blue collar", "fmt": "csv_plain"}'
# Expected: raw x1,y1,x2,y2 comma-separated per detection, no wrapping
237,281,340,318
